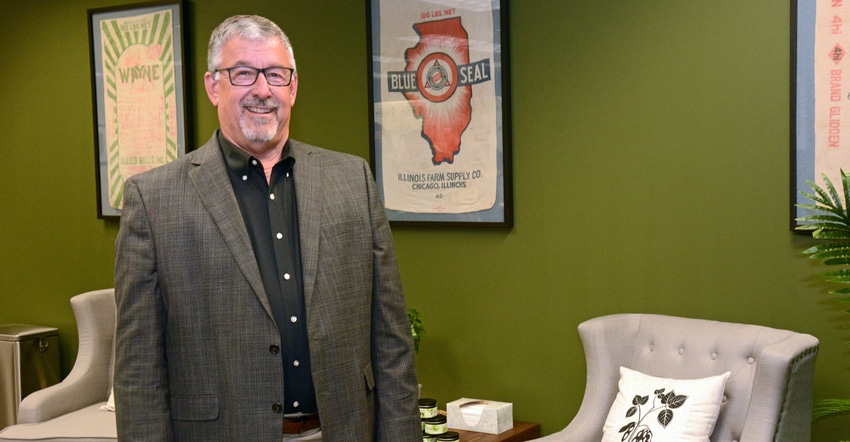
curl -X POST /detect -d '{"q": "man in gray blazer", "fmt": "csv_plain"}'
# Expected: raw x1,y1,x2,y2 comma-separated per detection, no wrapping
114,15,421,441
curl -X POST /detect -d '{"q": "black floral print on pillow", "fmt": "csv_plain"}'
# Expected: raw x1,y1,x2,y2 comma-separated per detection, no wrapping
617,388,688,442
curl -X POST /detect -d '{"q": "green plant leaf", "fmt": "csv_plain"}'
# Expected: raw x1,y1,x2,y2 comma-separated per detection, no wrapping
821,269,850,284
407,308,424,353
822,268,850,277
806,246,850,260
812,398,850,422
799,223,850,233
803,242,850,255
823,173,844,208
824,257,850,266
797,198,833,210
804,181,834,207
813,230,850,240
799,171,850,426
797,214,848,224
810,252,850,263
796,203,828,213
798,205,847,219
801,176,850,223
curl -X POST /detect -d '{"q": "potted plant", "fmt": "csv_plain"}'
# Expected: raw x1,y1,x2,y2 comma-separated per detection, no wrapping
407,308,425,397
407,308,424,352
796,169,850,423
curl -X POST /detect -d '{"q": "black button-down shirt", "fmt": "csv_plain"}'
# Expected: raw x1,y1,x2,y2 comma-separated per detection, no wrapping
218,132,317,415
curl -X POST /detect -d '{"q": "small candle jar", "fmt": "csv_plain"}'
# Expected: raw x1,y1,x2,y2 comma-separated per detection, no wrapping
418,398,438,419
436,432,460,441
422,433,437,442
423,415,448,435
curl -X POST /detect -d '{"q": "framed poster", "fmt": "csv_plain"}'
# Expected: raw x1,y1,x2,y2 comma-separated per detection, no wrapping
367,0,512,227
88,0,188,218
793,0,850,228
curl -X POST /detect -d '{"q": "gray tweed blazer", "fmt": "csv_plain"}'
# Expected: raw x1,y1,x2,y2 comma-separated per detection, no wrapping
114,133,420,441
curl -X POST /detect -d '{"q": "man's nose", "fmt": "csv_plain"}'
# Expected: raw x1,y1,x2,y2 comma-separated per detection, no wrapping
251,71,273,96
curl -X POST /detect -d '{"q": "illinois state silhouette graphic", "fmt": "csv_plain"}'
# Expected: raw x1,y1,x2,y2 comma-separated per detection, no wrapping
402,17,472,165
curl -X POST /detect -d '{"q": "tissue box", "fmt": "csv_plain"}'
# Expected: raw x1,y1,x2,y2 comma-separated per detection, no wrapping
447,398,513,434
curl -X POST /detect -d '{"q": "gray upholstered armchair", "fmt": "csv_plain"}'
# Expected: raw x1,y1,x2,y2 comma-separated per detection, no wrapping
0,289,117,442
534,314,819,442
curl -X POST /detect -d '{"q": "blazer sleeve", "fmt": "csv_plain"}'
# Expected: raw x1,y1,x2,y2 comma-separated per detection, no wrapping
363,161,423,442
114,177,175,441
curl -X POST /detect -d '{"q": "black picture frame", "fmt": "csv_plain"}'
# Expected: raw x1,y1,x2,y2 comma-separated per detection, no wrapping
790,0,850,229
88,0,188,218
367,0,512,227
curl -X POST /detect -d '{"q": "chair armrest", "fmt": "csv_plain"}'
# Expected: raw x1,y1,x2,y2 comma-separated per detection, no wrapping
741,333,819,441
531,315,641,441
17,289,115,424
16,369,110,423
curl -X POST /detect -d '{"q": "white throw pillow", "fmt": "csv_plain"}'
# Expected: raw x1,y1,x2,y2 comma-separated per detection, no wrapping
602,367,730,442
100,387,115,412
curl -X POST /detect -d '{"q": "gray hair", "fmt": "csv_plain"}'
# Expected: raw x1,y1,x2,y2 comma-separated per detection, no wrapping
207,15,296,73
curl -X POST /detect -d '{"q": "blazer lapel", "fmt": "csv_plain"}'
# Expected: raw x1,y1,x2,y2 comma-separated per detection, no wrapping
189,137,275,320
291,140,322,309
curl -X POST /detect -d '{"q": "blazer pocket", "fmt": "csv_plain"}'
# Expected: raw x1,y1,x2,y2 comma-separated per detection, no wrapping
362,363,375,392
321,218,366,240
170,395,219,421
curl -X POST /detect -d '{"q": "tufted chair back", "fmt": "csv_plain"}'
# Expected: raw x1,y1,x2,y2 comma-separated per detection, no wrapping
533,314,819,442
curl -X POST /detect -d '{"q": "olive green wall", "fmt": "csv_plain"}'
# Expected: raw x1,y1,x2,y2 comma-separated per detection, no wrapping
1,0,847,438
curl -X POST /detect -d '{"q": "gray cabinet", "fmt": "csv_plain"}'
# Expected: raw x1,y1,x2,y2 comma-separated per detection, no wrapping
0,325,60,429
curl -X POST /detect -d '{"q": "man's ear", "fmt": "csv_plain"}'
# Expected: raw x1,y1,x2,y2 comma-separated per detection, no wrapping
204,71,219,106
288,74,298,106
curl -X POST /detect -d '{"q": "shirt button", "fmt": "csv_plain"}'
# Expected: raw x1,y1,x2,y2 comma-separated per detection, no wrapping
293,401,299,408
251,159,258,166
286,172,290,178
276,233,283,239
272,403,283,413
284,273,291,280
270,193,275,200
293,360,300,367
242,175,248,181
290,316,298,323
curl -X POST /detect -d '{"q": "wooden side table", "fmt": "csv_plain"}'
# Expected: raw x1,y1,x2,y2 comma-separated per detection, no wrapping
451,421,540,442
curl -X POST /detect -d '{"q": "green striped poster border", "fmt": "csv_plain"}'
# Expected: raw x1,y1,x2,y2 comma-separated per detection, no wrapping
100,9,178,210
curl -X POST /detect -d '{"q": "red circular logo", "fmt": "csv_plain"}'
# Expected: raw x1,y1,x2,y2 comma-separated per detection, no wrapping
416,52,458,103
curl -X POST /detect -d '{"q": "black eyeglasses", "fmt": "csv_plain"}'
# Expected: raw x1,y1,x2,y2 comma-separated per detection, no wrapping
214,66,296,87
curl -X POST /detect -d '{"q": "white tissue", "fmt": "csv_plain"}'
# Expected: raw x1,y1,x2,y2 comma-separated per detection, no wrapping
459,401,488,426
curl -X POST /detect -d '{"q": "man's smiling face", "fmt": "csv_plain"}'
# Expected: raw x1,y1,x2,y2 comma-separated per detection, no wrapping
204,36,298,157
